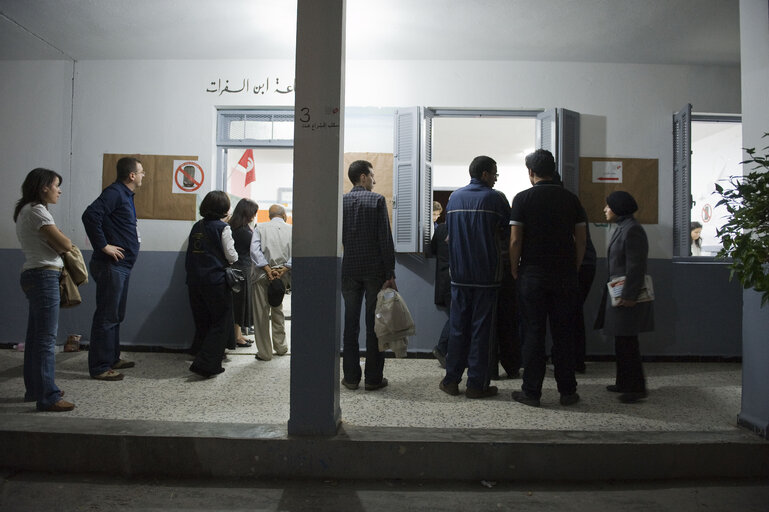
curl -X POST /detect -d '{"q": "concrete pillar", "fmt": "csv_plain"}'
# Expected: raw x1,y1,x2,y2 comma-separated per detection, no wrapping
288,0,345,436
737,0,769,439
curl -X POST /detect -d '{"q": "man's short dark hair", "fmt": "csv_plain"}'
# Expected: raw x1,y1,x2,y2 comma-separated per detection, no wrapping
469,156,496,179
199,190,231,219
348,160,372,185
116,157,142,182
525,149,556,178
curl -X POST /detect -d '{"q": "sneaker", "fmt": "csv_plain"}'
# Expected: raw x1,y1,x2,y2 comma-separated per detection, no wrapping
439,380,460,396
92,369,124,381
465,386,498,399
43,399,75,412
341,379,359,390
111,359,135,370
432,348,446,369
559,392,580,406
512,390,541,407
619,391,648,403
365,378,388,391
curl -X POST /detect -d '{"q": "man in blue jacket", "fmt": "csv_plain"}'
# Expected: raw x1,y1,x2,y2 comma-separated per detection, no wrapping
440,156,510,399
82,157,144,381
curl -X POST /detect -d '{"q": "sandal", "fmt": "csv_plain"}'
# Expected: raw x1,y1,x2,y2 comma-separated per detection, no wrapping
236,340,253,347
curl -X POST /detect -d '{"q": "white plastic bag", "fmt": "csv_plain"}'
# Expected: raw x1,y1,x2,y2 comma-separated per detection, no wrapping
374,288,415,357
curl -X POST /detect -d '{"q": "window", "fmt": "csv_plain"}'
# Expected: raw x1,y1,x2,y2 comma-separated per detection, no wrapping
216,109,294,221
392,107,580,254
673,104,741,258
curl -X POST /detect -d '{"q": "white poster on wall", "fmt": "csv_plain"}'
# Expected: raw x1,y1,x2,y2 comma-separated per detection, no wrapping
592,161,623,183
172,160,205,194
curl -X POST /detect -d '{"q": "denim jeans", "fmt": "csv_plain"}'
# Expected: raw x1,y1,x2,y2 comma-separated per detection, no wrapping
89,259,131,376
517,267,579,398
341,275,385,385
20,268,63,410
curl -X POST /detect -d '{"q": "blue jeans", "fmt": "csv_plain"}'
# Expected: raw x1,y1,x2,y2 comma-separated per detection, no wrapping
89,259,131,376
517,267,579,398
20,268,63,410
341,275,385,385
443,285,498,391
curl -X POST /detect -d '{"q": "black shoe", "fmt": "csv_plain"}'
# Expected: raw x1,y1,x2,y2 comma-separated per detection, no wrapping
559,392,580,406
512,390,541,407
619,391,648,403
432,348,446,369
489,371,502,381
575,364,586,374
189,364,224,378
606,385,629,393
365,378,388,391
341,379,359,390
439,380,460,396
465,386,498,399
506,369,521,379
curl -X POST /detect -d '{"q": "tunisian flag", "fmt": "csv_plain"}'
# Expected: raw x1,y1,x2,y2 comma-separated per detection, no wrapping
238,149,256,187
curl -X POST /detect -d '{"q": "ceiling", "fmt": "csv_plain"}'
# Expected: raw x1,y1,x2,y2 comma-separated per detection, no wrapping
0,0,740,65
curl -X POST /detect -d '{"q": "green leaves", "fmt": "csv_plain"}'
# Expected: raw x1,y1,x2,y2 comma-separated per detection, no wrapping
715,133,769,307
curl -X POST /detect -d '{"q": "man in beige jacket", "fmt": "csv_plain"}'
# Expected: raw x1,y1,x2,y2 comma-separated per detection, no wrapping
249,204,292,361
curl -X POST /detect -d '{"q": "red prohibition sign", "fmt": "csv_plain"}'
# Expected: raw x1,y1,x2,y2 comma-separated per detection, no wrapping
175,162,204,192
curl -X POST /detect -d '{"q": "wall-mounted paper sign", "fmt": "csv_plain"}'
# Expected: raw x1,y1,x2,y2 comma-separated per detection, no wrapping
592,161,623,183
172,160,205,194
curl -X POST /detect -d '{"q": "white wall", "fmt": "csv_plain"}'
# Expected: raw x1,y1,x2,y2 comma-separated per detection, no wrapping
347,59,741,258
0,60,74,246
1,58,740,259
69,59,296,252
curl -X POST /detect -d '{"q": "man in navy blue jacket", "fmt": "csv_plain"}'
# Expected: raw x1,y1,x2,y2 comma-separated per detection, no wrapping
440,156,510,399
82,157,144,381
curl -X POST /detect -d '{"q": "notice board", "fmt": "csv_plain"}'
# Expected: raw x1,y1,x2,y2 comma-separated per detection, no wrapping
102,154,198,221
579,157,658,224
342,152,394,224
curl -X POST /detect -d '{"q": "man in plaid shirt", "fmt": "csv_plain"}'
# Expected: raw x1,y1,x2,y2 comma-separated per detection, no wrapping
341,160,396,392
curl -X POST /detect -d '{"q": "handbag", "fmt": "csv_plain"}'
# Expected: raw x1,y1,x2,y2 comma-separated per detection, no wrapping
59,267,82,308
225,267,244,293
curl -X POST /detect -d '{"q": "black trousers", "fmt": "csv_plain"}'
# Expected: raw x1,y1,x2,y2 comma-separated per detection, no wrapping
188,283,234,373
575,264,596,370
614,335,646,392
490,269,520,376
517,268,579,398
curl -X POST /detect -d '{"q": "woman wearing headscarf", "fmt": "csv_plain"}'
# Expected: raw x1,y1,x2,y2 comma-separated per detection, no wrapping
186,191,238,378
595,191,653,403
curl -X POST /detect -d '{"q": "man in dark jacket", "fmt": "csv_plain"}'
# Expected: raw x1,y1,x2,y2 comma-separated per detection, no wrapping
82,157,144,381
439,156,510,399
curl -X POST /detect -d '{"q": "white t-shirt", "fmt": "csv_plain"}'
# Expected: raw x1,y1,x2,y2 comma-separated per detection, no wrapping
16,203,63,271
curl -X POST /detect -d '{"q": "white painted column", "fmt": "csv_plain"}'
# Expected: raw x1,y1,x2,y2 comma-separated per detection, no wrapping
288,0,345,435
738,0,769,439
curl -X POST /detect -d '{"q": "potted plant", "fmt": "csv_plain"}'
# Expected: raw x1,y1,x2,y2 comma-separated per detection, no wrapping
715,133,769,306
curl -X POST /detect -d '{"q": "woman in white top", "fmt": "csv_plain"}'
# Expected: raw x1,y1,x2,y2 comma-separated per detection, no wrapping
14,168,75,412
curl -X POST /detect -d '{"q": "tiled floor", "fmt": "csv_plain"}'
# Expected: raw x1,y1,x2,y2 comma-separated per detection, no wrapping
0,348,743,433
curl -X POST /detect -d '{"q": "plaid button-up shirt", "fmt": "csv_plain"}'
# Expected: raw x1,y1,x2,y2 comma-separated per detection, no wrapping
341,186,395,279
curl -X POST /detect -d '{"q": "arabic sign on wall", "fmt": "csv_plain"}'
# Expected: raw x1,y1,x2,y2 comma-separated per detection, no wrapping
173,160,205,194
205,77,295,96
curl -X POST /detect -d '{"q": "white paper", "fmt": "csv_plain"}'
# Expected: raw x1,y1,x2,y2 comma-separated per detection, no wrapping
592,161,623,183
